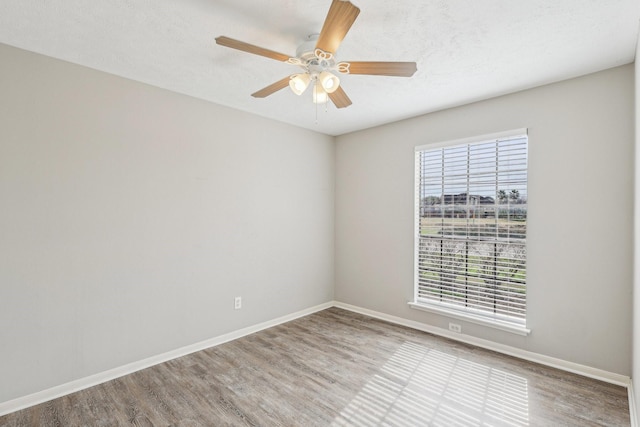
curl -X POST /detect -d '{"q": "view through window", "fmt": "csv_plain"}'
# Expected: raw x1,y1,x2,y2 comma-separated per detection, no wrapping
415,132,528,327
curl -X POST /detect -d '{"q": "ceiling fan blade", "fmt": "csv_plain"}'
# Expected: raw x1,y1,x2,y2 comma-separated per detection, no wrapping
251,76,291,98
341,61,417,77
315,0,361,54
328,86,352,108
216,36,291,62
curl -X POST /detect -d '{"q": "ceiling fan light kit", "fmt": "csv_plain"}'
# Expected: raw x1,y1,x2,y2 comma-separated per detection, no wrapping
215,0,417,109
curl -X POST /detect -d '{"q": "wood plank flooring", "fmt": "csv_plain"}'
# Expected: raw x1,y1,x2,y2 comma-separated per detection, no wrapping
0,307,630,426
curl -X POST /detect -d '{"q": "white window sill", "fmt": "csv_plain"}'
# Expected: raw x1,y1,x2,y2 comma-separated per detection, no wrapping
408,301,531,336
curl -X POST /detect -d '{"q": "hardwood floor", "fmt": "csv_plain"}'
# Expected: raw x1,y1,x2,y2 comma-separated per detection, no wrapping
0,307,630,426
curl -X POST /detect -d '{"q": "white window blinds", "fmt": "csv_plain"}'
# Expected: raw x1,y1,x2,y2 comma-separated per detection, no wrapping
415,132,528,325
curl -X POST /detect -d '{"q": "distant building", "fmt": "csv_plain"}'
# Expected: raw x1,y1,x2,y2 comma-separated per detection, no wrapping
442,192,495,205
422,193,496,218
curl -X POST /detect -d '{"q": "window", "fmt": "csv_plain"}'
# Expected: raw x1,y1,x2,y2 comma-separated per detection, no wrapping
412,130,528,334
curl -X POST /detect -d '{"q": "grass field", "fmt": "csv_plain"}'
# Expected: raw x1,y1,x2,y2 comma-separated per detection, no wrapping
420,217,527,239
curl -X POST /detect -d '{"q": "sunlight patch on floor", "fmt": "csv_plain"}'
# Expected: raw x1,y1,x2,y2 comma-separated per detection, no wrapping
331,341,529,426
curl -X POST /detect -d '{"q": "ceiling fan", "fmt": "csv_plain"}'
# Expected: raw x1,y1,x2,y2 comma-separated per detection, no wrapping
215,0,417,108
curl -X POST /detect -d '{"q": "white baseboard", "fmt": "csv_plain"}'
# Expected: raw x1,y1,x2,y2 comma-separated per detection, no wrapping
333,301,632,388
0,301,333,417
629,381,638,427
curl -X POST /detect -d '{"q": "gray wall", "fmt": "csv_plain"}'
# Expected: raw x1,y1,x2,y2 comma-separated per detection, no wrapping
0,43,335,403
335,65,634,375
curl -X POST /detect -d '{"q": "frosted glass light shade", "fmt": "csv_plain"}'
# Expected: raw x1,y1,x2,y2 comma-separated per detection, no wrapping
319,71,340,93
289,74,311,95
313,82,328,104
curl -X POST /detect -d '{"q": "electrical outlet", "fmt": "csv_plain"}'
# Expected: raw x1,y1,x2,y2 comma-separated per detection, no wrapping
234,296,242,310
449,322,461,333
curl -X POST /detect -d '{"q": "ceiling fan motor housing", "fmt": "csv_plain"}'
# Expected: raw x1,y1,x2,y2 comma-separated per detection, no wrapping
295,35,337,78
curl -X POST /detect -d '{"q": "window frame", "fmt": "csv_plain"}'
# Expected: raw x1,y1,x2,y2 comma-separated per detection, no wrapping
410,129,530,336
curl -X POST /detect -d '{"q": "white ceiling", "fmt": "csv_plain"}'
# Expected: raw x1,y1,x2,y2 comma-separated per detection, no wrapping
0,1,638,136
